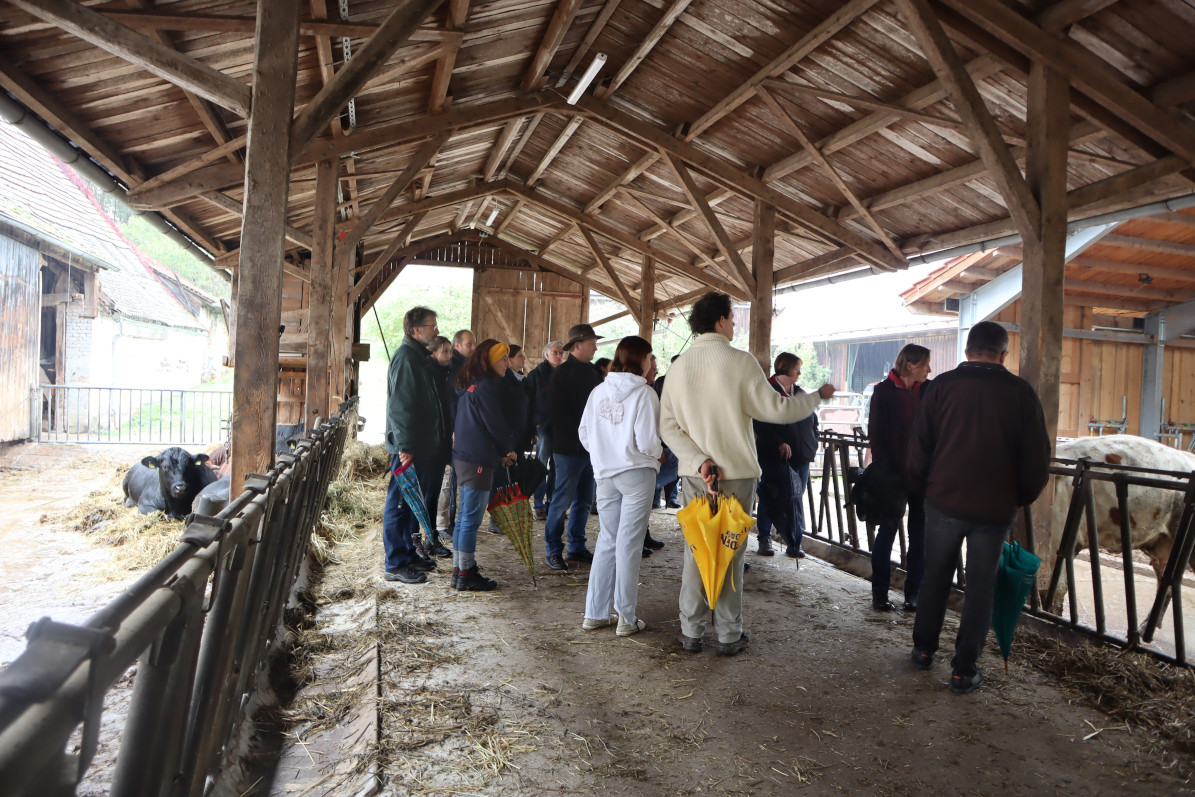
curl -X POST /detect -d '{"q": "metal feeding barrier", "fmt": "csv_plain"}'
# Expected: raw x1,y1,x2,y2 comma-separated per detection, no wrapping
0,399,355,796
806,431,1195,666
37,384,233,446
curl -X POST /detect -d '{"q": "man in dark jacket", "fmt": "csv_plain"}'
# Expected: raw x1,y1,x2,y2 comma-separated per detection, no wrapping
526,340,564,518
382,307,450,584
905,321,1051,694
543,324,602,570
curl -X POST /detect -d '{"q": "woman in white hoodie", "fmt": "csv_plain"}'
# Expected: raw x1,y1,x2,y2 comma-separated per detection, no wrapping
578,335,663,636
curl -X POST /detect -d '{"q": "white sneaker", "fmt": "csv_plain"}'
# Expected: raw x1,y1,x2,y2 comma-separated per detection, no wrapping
616,617,646,636
582,615,616,630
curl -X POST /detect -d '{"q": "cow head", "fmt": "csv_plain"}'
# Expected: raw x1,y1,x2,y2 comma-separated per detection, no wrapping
142,448,209,499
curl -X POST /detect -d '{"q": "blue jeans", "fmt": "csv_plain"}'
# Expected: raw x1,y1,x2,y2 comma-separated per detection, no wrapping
871,494,926,602
792,461,810,548
533,426,554,512
756,461,795,548
382,453,445,571
912,500,1010,676
453,483,489,556
544,453,594,557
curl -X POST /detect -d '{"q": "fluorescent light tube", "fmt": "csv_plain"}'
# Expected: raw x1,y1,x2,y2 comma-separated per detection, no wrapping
567,53,607,105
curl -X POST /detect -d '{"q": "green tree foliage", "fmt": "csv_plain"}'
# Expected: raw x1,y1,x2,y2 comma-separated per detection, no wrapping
769,340,831,389
362,276,474,359
117,215,231,300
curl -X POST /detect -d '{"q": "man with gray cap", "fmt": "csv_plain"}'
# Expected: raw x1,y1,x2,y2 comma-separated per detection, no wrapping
544,324,603,570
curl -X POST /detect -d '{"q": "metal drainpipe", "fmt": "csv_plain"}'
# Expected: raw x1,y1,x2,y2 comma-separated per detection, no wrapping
0,91,213,260
776,191,1195,296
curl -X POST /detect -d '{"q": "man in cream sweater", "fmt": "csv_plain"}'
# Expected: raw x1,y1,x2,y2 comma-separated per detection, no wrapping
661,292,835,655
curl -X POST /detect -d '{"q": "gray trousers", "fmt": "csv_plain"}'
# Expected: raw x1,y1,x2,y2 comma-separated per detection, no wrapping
912,500,1010,676
678,475,758,644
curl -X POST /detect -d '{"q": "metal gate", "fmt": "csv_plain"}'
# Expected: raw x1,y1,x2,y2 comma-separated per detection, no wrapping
37,384,233,445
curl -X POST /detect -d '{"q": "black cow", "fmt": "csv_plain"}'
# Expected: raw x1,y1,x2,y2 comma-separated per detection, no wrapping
122,447,218,520
194,474,231,515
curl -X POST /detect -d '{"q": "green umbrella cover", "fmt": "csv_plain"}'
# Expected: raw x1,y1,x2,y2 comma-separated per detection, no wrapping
991,540,1042,670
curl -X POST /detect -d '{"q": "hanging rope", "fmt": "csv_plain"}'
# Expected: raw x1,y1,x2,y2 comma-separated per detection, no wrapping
372,305,390,361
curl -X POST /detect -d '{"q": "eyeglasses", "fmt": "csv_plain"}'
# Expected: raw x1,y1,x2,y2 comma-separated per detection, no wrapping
416,323,439,330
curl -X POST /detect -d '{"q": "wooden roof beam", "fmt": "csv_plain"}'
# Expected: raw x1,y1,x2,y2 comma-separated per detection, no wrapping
527,116,584,187
774,247,860,285
494,198,524,237
350,212,428,298
483,117,524,182
1069,256,1195,283
585,152,659,215
8,0,252,116
763,79,969,132
757,86,904,261
579,226,638,309
428,1,467,113
616,188,730,281
337,131,451,258
487,236,622,298
683,0,879,141
576,98,905,271
363,180,515,230
521,0,584,92
639,188,734,241
199,191,312,249
1100,234,1195,259
499,112,545,179
596,0,694,100
89,9,462,41
1065,279,1192,303
504,184,749,300
896,0,1042,248
556,0,622,88
350,229,480,303
661,153,755,293
291,0,446,154
539,222,577,255
937,0,1195,166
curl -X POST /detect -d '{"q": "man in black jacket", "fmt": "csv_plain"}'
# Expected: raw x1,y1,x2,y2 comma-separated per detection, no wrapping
906,321,1051,694
526,340,564,518
543,324,602,570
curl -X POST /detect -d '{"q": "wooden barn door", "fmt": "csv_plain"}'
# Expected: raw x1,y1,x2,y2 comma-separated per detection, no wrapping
472,269,588,369
0,237,39,442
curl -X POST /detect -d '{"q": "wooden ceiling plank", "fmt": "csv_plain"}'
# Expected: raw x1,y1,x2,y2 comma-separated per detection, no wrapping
539,222,577,254
526,116,584,186
11,0,252,115
556,0,622,87
489,235,619,297
521,0,584,92
617,187,728,278
483,117,523,181
290,0,446,155
364,180,514,230
338,131,451,257
199,190,313,248
684,0,879,141
896,0,1041,247
505,184,748,300
1151,212,1195,230
351,211,428,298
1100,234,1195,258
500,111,545,178
763,79,967,132
429,8,466,114
596,0,694,100
937,0,1195,166
763,55,1002,182
93,9,445,39
1065,278,1192,303
757,86,904,261
639,188,734,242
452,199,474,233
579,225,637,309
1070,256,1195,282
661,152,755,293
1064,156,1187,210
1151,70,1195,108
585,152,658,214
774,247,859,284
1034,0,1120,31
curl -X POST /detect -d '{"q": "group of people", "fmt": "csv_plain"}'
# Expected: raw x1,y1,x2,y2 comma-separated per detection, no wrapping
381,292,1051,693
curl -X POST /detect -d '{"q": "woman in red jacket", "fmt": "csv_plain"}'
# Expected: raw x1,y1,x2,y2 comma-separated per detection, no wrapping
868,344,931,611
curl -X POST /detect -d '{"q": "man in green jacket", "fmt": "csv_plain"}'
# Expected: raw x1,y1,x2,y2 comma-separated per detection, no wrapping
383,306,450,584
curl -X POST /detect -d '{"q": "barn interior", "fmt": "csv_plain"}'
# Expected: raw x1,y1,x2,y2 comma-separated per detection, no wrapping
3,0,1195,793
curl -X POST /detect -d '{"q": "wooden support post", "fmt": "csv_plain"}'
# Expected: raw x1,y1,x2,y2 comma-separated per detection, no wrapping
331,247,351,405
639,255,655,340
304,159,337,427
1020,62,1068,554
231,0,302,491
749,200,775,372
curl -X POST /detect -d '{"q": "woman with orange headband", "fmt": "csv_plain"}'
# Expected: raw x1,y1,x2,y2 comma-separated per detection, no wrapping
451,339,517,591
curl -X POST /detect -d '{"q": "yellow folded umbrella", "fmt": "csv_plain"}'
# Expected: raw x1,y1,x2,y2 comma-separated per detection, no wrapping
677,492,756,609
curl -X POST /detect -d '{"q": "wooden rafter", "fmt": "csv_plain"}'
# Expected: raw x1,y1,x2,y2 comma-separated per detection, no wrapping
1070,256,1195,283
487,236,622,298
660,152,756,293
494,198,524,236
756,86,904,261
361,180,515,231
539,222,577,255
429,0,468,113
615,187,728,282
483,117,523,181
82,9,457,40
577,97,906,271
937,0,1195,166
585,152,659,214
9,0,252,116
350,212,428,301
199,191,313,249
596,0,694,100
527,116,584,186
504,184,749,300
684,0,880,141
763,80,969,132
338,131,451,258
896,0,1041,247
290,0,446,154
499,112,545,178
308,0,360,220
639,188,734,242
521,0,583,92
578,226,637,309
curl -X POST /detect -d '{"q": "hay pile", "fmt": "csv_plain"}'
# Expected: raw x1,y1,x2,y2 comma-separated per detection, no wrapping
310,441,389,566
1016,629,1195,766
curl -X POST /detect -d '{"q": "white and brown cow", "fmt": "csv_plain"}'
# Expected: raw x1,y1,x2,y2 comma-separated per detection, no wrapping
1045,435,1195,610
